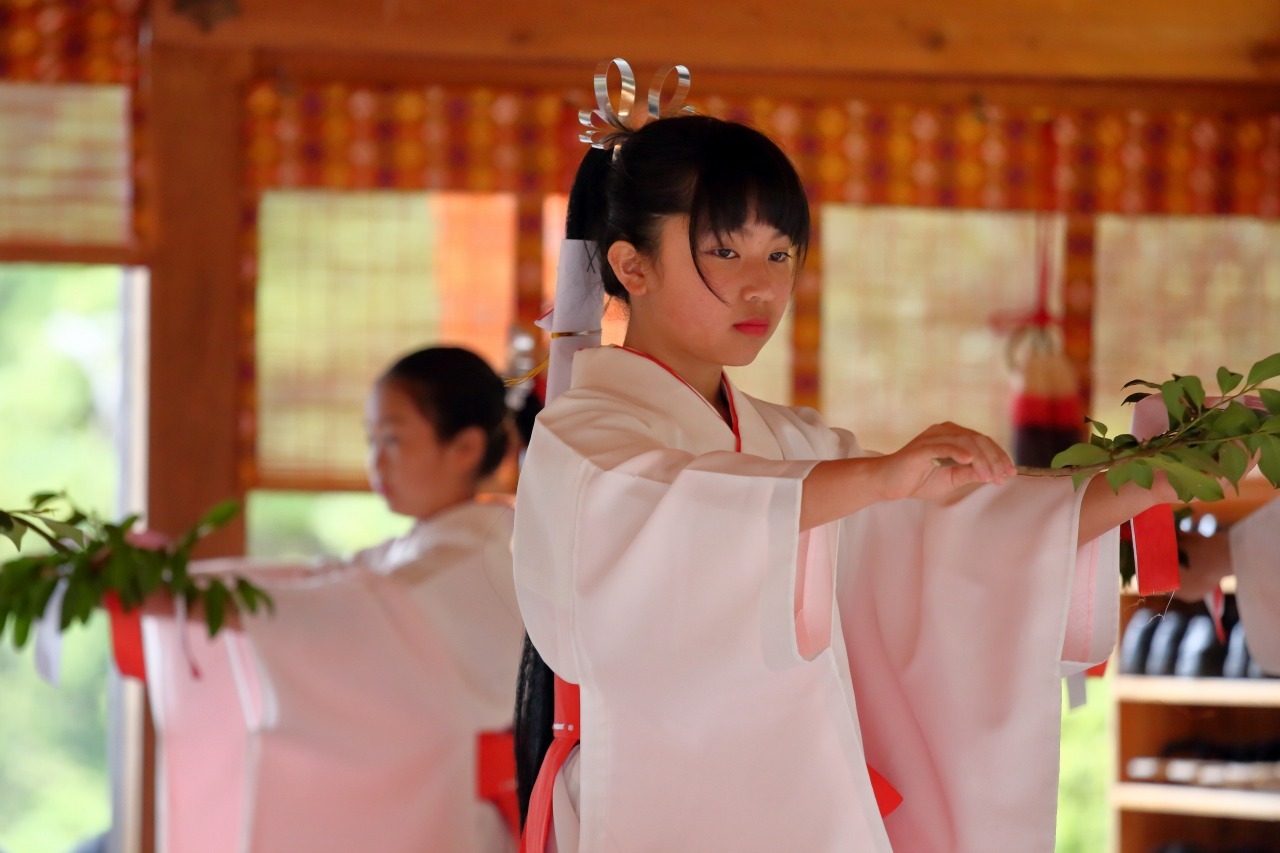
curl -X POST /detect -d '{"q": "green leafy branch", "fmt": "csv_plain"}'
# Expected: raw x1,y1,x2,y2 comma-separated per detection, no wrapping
0,493,273,652
1048,352,1280,502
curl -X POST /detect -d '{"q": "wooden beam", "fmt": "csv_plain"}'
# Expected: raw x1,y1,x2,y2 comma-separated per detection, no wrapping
152,0,1280,85
251,50,1280,114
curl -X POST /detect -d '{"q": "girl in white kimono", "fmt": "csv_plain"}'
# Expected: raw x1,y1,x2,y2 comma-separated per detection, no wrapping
512,114,1189,852
146,346,524,853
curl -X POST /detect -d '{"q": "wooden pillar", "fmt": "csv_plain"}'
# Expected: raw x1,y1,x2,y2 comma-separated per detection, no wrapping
147,44,249,549
144,43,251,852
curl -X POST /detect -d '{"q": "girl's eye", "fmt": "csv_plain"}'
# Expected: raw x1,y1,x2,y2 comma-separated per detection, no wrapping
707,247,737,260
769,251,793,263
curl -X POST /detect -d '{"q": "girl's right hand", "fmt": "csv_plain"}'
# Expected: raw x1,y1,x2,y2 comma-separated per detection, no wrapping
873,422,1016,502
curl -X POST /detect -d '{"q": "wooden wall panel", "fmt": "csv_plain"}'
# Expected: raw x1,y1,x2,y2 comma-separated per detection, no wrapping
151,0,1280,85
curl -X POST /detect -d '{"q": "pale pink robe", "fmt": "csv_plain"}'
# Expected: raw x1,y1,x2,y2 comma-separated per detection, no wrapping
514,345,1118,852
144,497,523,853
1229,494,1280,672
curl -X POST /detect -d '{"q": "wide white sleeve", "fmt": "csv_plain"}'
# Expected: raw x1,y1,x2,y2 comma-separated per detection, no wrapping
1229,496,1280,673
837,476,1119,853
513,411,822,682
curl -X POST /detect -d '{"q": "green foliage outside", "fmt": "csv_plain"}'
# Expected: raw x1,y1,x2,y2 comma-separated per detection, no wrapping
0,264,119,853
246,490,410,561
1058,675,1112,852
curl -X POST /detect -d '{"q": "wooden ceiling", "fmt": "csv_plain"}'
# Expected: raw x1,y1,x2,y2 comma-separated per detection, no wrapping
152,0,1280,88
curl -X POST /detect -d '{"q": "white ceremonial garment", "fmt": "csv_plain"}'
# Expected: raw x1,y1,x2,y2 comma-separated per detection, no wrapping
514,346,1119,853
1229,494,1280,673
145,497,523,853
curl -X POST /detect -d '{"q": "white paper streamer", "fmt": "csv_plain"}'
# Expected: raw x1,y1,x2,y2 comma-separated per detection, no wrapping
1064,670,1088,710
538,240,604,402
34,578,70,686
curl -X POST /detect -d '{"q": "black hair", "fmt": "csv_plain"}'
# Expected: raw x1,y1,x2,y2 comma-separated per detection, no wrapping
514,114,811,826
590,114,811,301
379,346,509,479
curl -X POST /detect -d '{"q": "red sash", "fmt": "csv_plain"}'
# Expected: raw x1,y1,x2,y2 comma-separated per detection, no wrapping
520,678,901,852
520,675,580,852
477,729,520,841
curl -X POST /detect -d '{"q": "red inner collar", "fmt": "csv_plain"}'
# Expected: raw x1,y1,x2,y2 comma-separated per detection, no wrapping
616,346,741,452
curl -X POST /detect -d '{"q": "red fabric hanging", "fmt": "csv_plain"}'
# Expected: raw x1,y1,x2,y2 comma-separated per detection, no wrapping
1131,505,1182,596
104,591,147,681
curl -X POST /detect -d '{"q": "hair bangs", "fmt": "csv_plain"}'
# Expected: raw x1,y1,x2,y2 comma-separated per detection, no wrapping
688,124,810,258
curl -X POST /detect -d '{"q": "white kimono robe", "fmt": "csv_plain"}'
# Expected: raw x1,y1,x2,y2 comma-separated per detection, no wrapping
514,346,1118,853
145,497,523,853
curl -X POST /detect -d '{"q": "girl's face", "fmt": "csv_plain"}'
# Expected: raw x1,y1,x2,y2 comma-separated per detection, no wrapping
618,215,797,383
364,381,475,520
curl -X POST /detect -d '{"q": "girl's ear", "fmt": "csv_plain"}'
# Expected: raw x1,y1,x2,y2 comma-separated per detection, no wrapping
446,426,486,479
607,240,650,297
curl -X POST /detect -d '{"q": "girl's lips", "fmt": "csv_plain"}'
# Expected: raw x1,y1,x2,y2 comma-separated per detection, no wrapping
733,320,770,336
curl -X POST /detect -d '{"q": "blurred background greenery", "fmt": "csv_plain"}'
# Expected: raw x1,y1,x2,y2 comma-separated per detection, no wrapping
1,264,119,853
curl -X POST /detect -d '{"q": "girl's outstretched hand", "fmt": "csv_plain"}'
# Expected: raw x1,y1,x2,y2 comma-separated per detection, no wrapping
874,422,1017,502
800,422,1016,530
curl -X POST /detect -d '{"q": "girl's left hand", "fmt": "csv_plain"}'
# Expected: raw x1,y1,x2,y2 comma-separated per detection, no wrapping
874,422,1016,503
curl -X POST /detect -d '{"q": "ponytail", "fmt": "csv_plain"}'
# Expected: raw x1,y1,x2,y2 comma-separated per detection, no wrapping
513,144,610,825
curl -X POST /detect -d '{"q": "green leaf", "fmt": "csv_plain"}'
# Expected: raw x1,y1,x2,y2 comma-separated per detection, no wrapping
1178,375,1206,410
1258,388,1280,415
1245,352,1280,387
30,492,60,510
204,580,229,637
1,519,27,550
1084,417,1109,437
43,519,87,548
1216,442,1250,489
1206,401,1260,437
1128,459,1155,489
68,582,98,626
1160,380,1187,423
1122,379,1160,390
1260,415,1280,436
1052,442,1113,469
1112,434,1141,450
198,500,241,531
1148,456,1224,502
1105,463,1135,493
1258,434,1280,488
1070,470,1093,491
11,614,32,649
235,578,259,614
1166,446,1224,478
1217,366,1243,395
1121,392,1151,406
